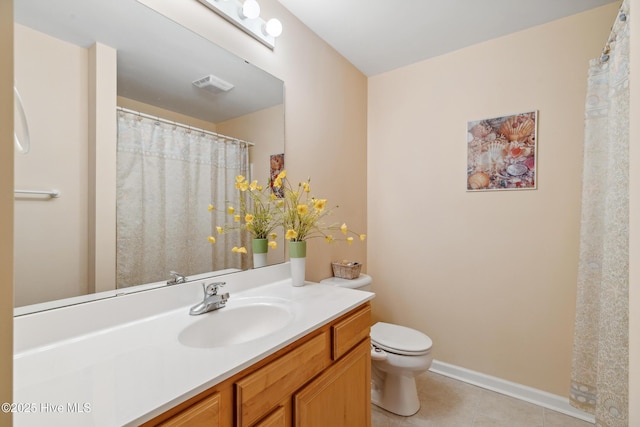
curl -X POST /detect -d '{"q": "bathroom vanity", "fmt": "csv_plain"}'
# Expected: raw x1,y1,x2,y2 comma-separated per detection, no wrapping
13,264,374,426
146,302,371,426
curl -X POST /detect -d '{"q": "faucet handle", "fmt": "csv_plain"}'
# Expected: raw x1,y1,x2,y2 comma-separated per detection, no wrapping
168,271,186,285
203,282,226,296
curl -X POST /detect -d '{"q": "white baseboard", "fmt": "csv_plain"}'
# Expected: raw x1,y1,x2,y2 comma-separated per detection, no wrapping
429,360,595,424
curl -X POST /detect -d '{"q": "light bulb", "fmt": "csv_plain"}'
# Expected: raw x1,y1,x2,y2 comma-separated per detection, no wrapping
241,0,260,19
264,18,282,37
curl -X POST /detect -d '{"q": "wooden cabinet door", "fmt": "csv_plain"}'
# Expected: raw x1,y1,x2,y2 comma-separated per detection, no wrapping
294,339,371,427
159,392,221,427
236,332,329,427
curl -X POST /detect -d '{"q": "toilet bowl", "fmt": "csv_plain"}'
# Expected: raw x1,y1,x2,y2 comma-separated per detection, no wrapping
370,322,433,416
320,274,434,416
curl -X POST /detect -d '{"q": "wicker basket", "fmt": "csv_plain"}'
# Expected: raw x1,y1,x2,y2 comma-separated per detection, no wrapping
331,261,362,280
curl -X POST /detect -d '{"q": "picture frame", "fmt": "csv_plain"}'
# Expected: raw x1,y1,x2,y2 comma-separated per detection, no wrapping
467,111,537,191
269,153,285,197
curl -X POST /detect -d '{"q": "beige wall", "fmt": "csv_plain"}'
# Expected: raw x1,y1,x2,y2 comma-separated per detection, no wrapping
13,25,91,306
217,104,284,186
139,0,368,281
218,104,287,267
629,0,639,421
15,27,120,305
88,43,117,294
117,96,220,133
0,0,12,423
368,4,618,397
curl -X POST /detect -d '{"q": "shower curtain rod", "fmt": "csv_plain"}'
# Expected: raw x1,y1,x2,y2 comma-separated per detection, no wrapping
117,106,255,146
599,3,628,63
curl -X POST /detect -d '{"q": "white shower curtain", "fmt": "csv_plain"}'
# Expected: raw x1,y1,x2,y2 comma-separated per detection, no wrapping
116,110,249,288
570,2,629,426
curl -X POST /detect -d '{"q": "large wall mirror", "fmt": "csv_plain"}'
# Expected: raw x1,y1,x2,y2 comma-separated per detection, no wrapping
14,0,285,314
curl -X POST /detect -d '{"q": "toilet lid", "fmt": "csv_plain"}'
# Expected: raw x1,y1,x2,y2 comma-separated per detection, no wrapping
370,322,432,356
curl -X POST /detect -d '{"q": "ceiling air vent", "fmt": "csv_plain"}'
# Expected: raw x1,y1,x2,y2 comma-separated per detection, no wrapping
192,74,235,94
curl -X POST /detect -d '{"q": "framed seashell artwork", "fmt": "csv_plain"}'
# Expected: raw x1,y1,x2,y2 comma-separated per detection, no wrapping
467,110,537,191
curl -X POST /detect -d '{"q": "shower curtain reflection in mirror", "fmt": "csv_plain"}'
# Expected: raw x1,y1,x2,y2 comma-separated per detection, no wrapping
116,110,250,288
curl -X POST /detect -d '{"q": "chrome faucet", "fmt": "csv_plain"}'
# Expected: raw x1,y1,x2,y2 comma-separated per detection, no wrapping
189,282,229,315
168,271,187,285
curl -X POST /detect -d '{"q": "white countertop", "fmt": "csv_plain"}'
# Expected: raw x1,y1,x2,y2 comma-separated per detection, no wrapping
13,264,374,426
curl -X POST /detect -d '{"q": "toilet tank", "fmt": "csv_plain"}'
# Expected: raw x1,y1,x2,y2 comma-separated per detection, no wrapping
320,273,372,292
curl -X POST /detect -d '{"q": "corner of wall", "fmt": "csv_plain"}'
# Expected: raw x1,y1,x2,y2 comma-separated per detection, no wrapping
0,0,14,424
628,0,640,423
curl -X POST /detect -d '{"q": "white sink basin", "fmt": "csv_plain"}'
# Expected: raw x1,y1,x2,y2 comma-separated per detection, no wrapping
178,297,294,348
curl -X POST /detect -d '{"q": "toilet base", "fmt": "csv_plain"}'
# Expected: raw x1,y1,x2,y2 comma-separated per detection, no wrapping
371,365,420,416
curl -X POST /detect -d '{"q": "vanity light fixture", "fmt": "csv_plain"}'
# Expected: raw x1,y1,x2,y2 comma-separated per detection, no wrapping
263,18,282,38
240,0,260,19
198,0,283,49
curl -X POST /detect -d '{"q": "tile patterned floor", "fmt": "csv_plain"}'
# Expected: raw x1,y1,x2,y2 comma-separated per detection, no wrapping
371,372,595,427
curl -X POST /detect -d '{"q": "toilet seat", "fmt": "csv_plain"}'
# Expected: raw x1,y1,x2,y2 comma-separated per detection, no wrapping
371,322,432,356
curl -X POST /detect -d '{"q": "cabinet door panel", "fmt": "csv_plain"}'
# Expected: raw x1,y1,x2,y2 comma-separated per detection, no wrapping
159,392,220,427
236,332,329,427
294,339,371,427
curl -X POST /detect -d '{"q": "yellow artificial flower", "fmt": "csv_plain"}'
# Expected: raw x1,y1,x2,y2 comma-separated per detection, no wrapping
268,241,277,249
278,170,287,179
297,204,309,215
346,237,354,245
234,175,246,190
325,235,334,243
340,223,348,235
302,182,311,193
208,204,214,212
285,229,298,240
269,232,278,240
313,199,327,211
207,236,216,244
273,177,282,188
209,176,279,243
232,246,247,254
359,234,367,241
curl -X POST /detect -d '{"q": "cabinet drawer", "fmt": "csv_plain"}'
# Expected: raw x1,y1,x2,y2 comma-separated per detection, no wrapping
332,303,371,360
158,392,220,427
236,332,329,427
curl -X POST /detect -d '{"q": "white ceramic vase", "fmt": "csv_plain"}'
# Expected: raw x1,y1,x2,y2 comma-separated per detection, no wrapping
289,241,306,287
252,239,268,269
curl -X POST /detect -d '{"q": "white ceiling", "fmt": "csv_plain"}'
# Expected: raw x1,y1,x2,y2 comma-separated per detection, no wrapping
277,0,619,76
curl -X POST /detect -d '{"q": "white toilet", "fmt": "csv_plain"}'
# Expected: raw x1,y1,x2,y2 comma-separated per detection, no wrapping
320,274,433,416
